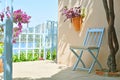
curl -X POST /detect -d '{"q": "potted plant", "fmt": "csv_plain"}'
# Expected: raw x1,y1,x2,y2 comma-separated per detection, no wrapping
60,6,85,31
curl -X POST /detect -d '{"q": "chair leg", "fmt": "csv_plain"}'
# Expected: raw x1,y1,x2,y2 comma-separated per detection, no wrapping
88,49,102,73
95,50,102,69
78,50,86,68
72,50,86,70
91,50,102,69
88,58,97,73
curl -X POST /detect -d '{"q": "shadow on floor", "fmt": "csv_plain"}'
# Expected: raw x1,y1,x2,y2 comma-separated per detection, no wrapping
13,67,92,80
13,67,120,80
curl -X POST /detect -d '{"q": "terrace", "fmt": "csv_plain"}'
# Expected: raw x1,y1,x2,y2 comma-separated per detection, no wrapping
0,0,120,80
9,61,120,80
1,60,120,80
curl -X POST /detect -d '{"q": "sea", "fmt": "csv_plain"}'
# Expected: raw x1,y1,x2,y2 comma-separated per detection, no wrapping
13,42,37,54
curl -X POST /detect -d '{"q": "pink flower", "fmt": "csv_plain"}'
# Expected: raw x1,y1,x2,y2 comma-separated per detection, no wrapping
0,12,4,21
60,6,85,22
12,39,16,43
18,22,22,29
13,9,31,24
0,8,31,43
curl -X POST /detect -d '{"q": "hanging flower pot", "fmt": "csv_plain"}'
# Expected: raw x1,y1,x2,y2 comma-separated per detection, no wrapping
60,6,86,31
71,16,83,31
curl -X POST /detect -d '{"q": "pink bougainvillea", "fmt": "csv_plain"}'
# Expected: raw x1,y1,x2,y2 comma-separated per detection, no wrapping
12,9,31,43
0,7,31,43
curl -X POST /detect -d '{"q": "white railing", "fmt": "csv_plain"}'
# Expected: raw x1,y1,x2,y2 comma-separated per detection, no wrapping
13,21,58,60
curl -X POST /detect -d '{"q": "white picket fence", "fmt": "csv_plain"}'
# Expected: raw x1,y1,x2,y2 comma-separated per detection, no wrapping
13,21,58,60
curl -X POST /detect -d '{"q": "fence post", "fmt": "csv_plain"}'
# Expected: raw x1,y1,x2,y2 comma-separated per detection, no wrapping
26,28,28,60
18,34,21,59
3,18,13,80
42,23,46,60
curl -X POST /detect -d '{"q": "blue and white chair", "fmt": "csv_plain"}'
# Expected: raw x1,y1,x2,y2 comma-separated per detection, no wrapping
70,28,104,73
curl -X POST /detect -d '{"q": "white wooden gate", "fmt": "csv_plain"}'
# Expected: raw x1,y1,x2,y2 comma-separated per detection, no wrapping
13,21,58,60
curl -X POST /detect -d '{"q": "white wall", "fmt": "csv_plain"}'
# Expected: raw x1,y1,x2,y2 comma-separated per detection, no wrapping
58,0,120,70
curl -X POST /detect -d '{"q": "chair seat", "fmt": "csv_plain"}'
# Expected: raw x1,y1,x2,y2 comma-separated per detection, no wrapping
70,46,99,50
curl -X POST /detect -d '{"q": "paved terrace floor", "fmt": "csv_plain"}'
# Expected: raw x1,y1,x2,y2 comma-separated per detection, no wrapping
0,60,120,80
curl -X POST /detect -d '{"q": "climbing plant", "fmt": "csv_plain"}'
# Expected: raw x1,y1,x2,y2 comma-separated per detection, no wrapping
0,6,31,43
102,0,119,72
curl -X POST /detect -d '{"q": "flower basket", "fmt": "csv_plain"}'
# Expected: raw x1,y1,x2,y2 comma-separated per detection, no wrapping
71,16,82,31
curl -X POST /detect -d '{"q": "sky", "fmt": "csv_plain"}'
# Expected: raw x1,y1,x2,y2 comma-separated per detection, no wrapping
12,0,58,27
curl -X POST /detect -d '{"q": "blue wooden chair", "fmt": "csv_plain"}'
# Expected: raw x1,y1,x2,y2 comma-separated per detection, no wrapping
70,28,104,73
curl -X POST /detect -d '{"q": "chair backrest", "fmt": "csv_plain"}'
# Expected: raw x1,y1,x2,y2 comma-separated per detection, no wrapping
83,28,104,48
